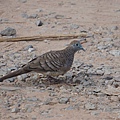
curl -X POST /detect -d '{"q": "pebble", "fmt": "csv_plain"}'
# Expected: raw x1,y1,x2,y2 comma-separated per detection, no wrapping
84,103,97,110
27,97,39,102
74,85,83,92
28,47,35,52
17,74,28,81
55,15,64,19
21,13,28,18
109,50,120,56
36,20,43,26
0,86,21,91
23,45,34,51
28,14,38,19
96,69,104,75
43,98,53,105
59,97,69,104
19,0,27,3
111,26,118,30
91,111,100,116
70,24,79,29
110,96,119,102
0,27,16,36
11,107,20,113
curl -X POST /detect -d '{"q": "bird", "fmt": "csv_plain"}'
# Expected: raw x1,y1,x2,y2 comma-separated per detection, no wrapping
0,40,85,82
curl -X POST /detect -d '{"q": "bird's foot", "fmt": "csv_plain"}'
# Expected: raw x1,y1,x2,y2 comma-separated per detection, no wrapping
47,76,62,84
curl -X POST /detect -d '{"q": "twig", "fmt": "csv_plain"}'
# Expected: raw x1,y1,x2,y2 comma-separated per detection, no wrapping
0,33,88,42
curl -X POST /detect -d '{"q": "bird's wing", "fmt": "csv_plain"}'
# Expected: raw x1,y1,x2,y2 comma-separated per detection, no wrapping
23,51,67,72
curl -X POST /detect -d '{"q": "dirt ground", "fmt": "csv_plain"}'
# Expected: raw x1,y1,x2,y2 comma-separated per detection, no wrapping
0,0,120,120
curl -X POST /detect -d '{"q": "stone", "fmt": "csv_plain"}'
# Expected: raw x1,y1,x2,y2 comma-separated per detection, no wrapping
36,20,43,26
74,85,83,92
43,98,53,105
96,69,104,75
110,96,119,102
55,15,64,19
17,74,28,81
19,0,27,3
70,24,79,29
11,107,20,113
114,76,120,82
23,45,34,51
27,97,39,102
0,86,21,91
36,8,43,12
28,14,38,19
102,38,113,41
109,50,120,56
21,13,28,18
28,47,35,52
111,26,118,30
91,111,100,116
59,97,69,104
84,103,97,110
0,27,16,36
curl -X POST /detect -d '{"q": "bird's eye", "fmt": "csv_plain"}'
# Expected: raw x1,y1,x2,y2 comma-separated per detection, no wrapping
76,43,79,46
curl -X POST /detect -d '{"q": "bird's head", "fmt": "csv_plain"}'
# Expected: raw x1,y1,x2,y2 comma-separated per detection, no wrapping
68,40,85,52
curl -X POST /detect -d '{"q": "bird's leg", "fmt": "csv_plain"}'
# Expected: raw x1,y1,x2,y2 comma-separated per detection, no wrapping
47,75,61,84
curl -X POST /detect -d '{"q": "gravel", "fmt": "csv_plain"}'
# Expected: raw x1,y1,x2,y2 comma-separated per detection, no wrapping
0,27,16,36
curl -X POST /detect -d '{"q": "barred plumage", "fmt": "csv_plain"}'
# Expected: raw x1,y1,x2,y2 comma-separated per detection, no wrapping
0,40,85,82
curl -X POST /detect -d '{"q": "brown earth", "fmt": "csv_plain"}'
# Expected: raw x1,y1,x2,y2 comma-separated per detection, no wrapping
0,0,120,120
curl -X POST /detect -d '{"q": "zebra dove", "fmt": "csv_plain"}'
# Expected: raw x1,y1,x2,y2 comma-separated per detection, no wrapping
0,40,85,82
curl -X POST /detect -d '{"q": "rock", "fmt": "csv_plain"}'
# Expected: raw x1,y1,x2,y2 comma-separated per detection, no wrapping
28,47,35,52
23,45,34,51
87,68,96,75
0,86,21,91
36,20,43,26
91,111,100,116
32,116,37,120
7,78,15,82
83,80,92,86
97,45,108,50
24,104,33,113
17,74,28,81
43,98,53,105
84,103,97,110
111,26,118,30
11,107,20,113
102,38,113,41
27,97,39,102
28,14,38,19
101,85,120,96
109,50,120,56
44,39,50,44
59,97,69,104
74,85,83,92
103,67,112,75
96,69,104,75
0,27,16,36
21,13,28,18
19,0,27,3
36,8,43,12
55,15,64,19
110,96,119,102
70,24,79,29
114,76,120,82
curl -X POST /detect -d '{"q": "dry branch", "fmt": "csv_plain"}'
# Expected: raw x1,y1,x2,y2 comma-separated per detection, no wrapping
0,33,88,42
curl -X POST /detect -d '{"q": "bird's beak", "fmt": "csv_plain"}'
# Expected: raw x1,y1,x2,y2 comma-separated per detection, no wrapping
81,47,85,51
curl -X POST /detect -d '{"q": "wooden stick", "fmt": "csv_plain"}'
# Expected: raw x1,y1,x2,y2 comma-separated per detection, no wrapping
0,33,88,42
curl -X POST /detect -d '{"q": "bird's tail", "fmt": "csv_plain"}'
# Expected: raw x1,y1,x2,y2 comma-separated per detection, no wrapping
0,68,30,82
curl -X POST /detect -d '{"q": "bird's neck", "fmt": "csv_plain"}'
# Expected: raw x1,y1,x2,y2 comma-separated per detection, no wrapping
64,46,77,55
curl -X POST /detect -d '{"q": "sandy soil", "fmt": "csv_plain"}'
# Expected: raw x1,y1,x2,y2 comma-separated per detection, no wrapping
0,0,120,120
